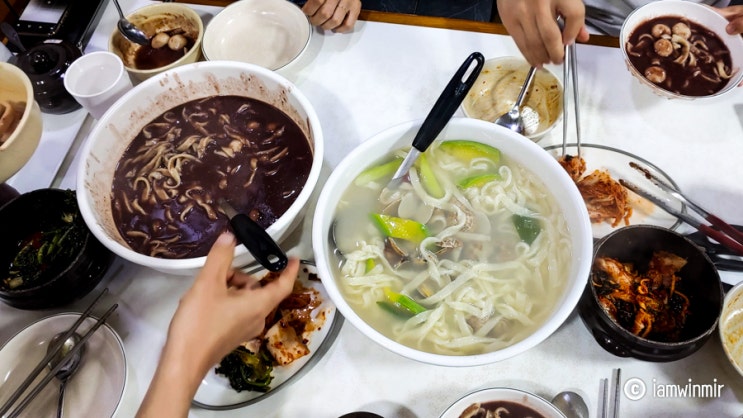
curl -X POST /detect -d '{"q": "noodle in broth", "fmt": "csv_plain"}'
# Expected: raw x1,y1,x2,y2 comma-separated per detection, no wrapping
333,140,572,355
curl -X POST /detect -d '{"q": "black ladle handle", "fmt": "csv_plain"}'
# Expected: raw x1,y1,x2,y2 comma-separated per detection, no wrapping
411,51,485,152
219,199,287,272
229,214,288,272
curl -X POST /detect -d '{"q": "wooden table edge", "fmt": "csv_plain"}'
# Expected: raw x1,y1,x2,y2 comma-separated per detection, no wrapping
174,2,620,49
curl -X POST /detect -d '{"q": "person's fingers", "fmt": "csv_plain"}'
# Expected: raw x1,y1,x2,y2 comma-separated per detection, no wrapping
318,0,357,31
557,0,585,45
197,232,236,287
726,17,743,35
227,271,257,289
256,258,299,308
305,0,340,29
576,26,591,43
535,10,566,64
332,2,360,33
301,0,323,17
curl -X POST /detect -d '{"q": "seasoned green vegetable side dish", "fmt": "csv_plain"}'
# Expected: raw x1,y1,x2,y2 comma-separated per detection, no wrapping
3,190,86,291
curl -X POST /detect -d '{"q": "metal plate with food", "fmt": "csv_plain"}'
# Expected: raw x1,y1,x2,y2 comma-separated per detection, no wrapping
0,313,127,418
439,387,565,418
544,143,683,239
192,261,341,410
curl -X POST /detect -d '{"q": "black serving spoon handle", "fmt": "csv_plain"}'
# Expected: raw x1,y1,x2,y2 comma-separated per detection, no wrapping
218,199,287,272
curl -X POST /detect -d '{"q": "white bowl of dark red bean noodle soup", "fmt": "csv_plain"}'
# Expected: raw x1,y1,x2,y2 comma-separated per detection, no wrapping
620,1,743,100
76,61,323,275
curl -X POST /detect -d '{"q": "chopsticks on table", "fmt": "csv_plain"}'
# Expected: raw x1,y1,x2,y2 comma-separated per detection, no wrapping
620,162,743,257
599,377,609,418
612,368,621,418
0,288,119,418
600,368,622,418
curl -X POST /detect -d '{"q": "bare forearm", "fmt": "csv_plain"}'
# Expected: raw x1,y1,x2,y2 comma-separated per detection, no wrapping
136,342,213,417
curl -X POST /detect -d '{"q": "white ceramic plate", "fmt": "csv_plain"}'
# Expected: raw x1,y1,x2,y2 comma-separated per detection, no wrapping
192,262,341,410
544,143,682,239
0,313,127,418
439,387,565,418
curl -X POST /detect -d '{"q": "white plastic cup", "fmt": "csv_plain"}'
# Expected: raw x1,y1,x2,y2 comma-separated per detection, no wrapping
63,51,133,119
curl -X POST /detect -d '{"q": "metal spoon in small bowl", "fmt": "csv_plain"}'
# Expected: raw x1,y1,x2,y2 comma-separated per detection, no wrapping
551,391,589,418
494,66,537,135
112,0,150,45
47,332,86,418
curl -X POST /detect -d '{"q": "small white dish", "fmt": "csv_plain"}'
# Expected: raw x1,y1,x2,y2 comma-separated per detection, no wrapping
543,143,682,239
462,56,563,141
439,387,565,418
192,262,340,409
0,313,127,418
202,0,311,71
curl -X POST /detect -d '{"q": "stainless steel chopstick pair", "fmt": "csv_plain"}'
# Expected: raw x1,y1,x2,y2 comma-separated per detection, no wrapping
600,368,621,418
562,34,581,157
0,288,119,418
620,162,743,256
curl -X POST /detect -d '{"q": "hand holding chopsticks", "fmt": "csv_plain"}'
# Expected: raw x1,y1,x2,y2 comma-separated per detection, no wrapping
0,288,118,418
620,162,743,257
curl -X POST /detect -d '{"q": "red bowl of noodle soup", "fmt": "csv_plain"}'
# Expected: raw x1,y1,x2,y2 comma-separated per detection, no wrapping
76,61,323,275
312,118,592,366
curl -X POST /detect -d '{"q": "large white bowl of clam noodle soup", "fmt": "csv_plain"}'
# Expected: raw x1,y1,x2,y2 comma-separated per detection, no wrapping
312,118,592,366
77,61,323,275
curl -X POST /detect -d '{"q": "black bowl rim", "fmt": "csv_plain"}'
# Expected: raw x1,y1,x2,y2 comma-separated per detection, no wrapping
0,188,106,296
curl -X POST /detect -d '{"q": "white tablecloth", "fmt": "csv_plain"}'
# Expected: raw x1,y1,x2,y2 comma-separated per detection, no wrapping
3,0,743,417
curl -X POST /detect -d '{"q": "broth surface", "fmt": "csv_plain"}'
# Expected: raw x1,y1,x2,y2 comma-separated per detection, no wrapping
459,400,547,418
111,95,312,259
333,140,572,355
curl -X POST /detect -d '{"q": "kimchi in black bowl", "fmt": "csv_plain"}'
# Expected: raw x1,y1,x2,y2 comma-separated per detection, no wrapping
578,224,723,361
0,189,114,310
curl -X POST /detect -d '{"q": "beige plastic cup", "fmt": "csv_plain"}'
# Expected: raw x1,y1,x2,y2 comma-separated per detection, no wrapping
63,51,133,119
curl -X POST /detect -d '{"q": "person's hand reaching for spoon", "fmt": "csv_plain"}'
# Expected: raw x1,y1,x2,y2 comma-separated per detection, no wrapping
136,232,299,418
301,0,361,32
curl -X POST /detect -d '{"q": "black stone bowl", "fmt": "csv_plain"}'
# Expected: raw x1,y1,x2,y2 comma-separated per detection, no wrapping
0,189,114,310
578,224,723,361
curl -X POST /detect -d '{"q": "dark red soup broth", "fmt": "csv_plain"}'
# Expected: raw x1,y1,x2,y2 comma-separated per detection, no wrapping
133,35,195,69
625,16,734,96
459,401,547,418
111,95,312,259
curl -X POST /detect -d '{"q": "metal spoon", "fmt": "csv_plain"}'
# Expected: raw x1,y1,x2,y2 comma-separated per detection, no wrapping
494,66,537,135
551,391,589,418
112,0,150,45
46,332,85,418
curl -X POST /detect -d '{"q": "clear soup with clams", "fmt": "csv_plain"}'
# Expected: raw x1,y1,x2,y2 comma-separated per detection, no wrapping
333,140,572,355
